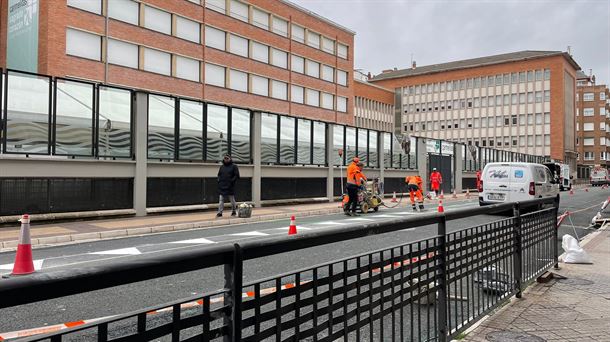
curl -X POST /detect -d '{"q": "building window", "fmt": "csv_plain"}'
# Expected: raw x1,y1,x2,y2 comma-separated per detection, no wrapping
54,79,95,156
601,122,606,131
535,135,542,146
322,36,335,54
601,107,606,116
107,39,138,68
511,94,518,105
535,70,543,81
272,16,288,37
519,93,525,104
601,137,606,146
291,85,304,103
337,70,348,86
143,6,172,35
280,116,296,164
535,91,542,103
337,96,348,112
251,75,269,96
143,48,171,76
251,41,269,63
584,152,594,160
271,80,288,100
175,56,200,82
291,24,305,43
229,0,249,22
583,93,595,101
544,90,550,102
321,92,334,110
228,34,248,57
321,65,334,82
527,92,534,103
544,135,550,146
68,0,102,14
519,136,525,146
544,112,550,124
306,60,320,78
601,92,607,101
229,69,248,92
108,0,139,25
337,43,348,59
535,113,542,124
66,28,101,61
544,69,550,80
205,63,225,87
176,16,201,43
261,113,278,163
205,26,226,50
511,115,518,125
291,55,305,73
271,48,288,68
527,71,534,82
306,89,320,107
206,0,226,13
583,123,594,131
503,74,509,85
583,138,594,146
583,108,594,116
252,7,269,30
307,31,321,49
230,108,251,163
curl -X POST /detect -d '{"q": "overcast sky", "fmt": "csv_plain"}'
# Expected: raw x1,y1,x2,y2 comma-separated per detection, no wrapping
291,0,610,84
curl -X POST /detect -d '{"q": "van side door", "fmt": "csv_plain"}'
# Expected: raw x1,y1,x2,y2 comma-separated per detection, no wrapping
533,166,547,197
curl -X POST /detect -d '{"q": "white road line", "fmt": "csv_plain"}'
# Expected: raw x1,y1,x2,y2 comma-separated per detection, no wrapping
370,214,401,218
169,238,216,244
0,259,44,271
273,226,312,231
400,228,416,232
230,231,270,236
313,221,347,225
89,247,141,255
344,218,374,221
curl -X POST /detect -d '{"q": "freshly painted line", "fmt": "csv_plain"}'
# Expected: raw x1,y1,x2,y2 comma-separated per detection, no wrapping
400,228,416,232
370,214,401,218
344,218,374,221
273,226,312,231
169,238,216,244
230,231,269,236
89,247,141,255
0,259,44,271
312,221,347,225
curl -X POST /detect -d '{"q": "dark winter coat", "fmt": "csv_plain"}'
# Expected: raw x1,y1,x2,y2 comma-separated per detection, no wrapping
217,160,240,196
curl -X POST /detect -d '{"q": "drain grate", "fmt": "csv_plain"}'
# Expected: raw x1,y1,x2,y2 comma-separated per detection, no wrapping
485,331,546,342
559,277,595,286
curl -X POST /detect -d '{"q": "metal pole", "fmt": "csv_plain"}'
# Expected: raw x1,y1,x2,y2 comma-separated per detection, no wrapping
224,244,243,342
553,201,560,269
513,203,522,298
437,215,448,342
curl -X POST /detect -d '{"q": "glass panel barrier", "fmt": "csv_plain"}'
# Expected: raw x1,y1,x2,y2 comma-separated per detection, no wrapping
357,128,368,165
383,132,391,168
98,86,131,158
54,79,94,156
312,121,325,165
261,113,278,164
345,127,356,163
231,108,250,163
332,125,344,166
206,104,229,162
178,99,204,160
279,116,295,164
148,94,175,159
369,130,378,168
297,118,311,164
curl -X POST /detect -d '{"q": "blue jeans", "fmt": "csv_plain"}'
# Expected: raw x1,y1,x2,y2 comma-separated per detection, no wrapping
218,195,236,214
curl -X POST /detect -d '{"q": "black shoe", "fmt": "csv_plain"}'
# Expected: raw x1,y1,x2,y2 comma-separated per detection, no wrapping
216,213,222,218
345,211,352,216
231,211,237,217
419,205,425,210
412,207,418,212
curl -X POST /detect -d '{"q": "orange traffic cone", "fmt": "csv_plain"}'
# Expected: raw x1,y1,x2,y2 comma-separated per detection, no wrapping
288,215,297,235
12,214,35,275
439,190,444,199
391,192,398,203
437,200,444,213
585,187,589,192
466,188,471,199
569,188,574,195
452,190,457,199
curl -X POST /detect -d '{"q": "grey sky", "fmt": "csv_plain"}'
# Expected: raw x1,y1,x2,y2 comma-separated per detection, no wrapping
291,0,610,84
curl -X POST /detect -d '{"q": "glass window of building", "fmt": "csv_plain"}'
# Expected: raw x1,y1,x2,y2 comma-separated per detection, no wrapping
519,136,525,146
176,16,200,43
66,29,101,61
148,94,175,159
535,113,542,124
511,73,518,84
251,75,269,96
544,69,550,80
205,63,225,87
322,36,335,54
107,39,138,68
229,0,249,22
467,78,473,88
271,48,288,68
306,60,320,78
54,79,94,156
206,104,229,161
205,26,226,50
345,127,356,161
252,41,269,63
544,112,550,123
178,99,204,160
544,90,550,102
527,113,533,124
503,94,509,105
108,0,139,25
600,92,606,101
583,93,594,101
279,116,296,163
496,116,502,126
306,88,320,107
519,93,525,104
321,92,334,110
446,82,453,91
271,80,288,100
252,7,269,30
474,77,480,88
291,85,304,103
98,86,132,158
143,48,171,76
583,123,594,131
321,65,334,82
527,71,534,82
228,34,248,57
511,94,518,105
527,92,534,103
535,91,542,103
495,75,502,86
337,96,348,112
313,121,326,165
503,74,510,84
291,24,305,43
229,69,248,92
307,31,321,49
291,55,305,73
231,108,250,162
337,43,348,59
519,72,526,83
272,16,288,37
357,129,368,163
175,56,200,82
337,70,348,86
601,122,606,131
333,125,345,165
297,119,311,164
261,113,278,163
369,131,378,168
68,0,102,14
143,6,172,35
535,70,543,81
206,0,226,13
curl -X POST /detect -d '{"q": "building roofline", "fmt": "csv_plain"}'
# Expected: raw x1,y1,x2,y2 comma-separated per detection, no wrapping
280,0,356,35
370,51,581,82
354,79,394,92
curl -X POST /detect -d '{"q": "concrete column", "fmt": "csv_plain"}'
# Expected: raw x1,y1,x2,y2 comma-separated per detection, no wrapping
133,92,148,216
454,145,463,193
326,124,334,202
252,111,262,207
417,137,428,191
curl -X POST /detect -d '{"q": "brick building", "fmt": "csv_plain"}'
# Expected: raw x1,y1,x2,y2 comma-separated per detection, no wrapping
0,0,355,125
353,70,394,132
575,70,610,178
369,51,581,170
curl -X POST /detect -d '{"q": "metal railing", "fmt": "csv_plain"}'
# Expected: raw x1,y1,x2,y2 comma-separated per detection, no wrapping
0,198,558,341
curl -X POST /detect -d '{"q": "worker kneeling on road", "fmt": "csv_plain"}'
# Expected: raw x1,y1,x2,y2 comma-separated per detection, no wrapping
405,175,425,211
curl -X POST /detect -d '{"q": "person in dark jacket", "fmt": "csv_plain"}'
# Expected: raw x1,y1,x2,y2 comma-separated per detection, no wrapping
217,154,240,217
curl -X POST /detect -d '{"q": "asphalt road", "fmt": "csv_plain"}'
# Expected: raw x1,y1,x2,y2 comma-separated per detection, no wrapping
0,188,607,336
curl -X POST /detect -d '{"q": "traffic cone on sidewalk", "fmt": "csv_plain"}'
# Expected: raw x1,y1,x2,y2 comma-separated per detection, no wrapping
437,200,444,213
288,216,297,235
569,188,574,195
466,189,471,199
439,190,444,199
391,192,398,203
452,190,457,199
585,187,589,192
12,214,35,275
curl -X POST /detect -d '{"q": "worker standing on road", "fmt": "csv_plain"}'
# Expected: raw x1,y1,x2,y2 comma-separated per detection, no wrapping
405,175,425,211
345,157,361,216
430,168,443,197
476,169,482,190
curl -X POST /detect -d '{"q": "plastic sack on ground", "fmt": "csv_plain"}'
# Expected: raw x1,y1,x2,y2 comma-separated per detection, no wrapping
562,234,592,264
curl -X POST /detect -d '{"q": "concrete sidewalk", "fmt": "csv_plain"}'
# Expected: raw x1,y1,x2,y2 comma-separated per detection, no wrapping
462,226,610,342
0,194,475,250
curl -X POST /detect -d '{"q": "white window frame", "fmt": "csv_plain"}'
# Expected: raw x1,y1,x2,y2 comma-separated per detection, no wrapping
272,16,288,37
107,38,138,69
252,7,269,30
270,48,287,69
175,16,201,43
291,55,304,73
108,0,139,25
583,93,594,101
583,108,594,116
229,69,248,92
143,5,172,35
321,64,334,82
228,34,248,57
205,26,226,51
175,55,200,82
337,43,348,59
204,63,226,87
291,84,304,103
291,24,305,43
271,80,287,100
337,96,348,112
583,122,594,131
66,28,101,61
337,70,348,86
305,60,320,78
143,47,171,76
229,0,249,22
306,88,320,107
251,41,269,63
67,0,102,14
251,74,269,96
307,31,321,49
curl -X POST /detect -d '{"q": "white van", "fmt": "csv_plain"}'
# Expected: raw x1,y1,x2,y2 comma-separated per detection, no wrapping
590,167,609,186
479,163,560,206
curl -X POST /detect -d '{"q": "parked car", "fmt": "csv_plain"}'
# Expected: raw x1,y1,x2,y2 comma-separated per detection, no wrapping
590,167,609,186
543,162,572,191
479,162,560,207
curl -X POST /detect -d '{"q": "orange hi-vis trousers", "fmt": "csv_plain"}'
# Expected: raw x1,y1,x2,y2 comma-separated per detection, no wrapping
408,184,423,206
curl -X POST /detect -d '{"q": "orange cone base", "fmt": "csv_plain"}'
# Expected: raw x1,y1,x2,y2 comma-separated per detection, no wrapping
12,244,35,275
437,201,444,213
288,225,297,235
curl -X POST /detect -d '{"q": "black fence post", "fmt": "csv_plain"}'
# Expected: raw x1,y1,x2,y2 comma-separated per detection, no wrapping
224,244,243,342
553,201,560,269
513,202,522,298
437,216,448,342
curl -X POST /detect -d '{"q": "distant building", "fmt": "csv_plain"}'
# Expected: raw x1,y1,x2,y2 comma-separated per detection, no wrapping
575,71,610,178
369,50,581,170
353,70,394,132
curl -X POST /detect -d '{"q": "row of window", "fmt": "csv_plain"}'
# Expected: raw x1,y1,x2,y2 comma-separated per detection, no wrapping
577,122,610,131
580,92,607,101
462,145,546,171
404,69,551,96
205,25,349,86
204,0,349,59
404,91,551,113
578,137,608,146
577,107,609,116
582,152,609,161
407,113,551,131
457,136,551,148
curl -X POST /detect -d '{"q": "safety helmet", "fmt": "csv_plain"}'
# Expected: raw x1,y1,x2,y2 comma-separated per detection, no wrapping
353,157,360,163
432,168,437,171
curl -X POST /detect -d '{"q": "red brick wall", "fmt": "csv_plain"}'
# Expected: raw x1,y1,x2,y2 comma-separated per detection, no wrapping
354,80,393,104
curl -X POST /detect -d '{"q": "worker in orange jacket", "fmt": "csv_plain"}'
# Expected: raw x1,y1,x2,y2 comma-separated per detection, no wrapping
430,168,443,196
405,175,425,211
345,157,363,216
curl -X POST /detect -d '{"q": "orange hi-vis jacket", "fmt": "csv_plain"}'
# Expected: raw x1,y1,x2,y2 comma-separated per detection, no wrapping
406,175,423,189
347,162,366,185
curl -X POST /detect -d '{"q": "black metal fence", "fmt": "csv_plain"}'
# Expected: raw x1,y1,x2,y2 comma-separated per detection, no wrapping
0,198,558,341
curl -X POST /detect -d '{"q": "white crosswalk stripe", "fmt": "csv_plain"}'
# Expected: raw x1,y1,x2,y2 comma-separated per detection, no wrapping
344,218,374,222
169,238,216,244
230,231,269,236
0,259,44,271
369,214,401,218
89,247,141,255
312,221,347,225
273,226,312,231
